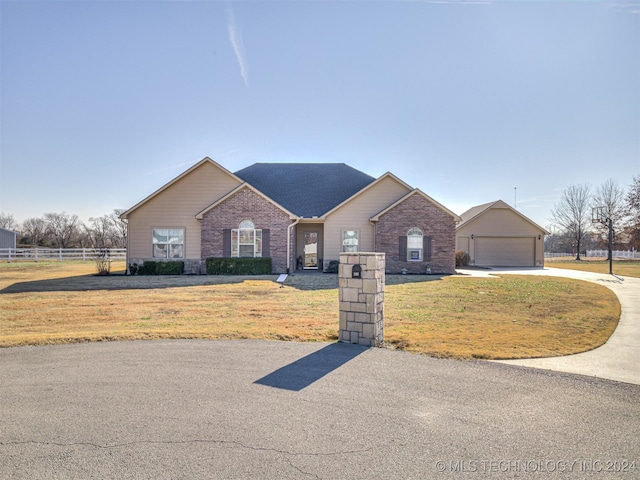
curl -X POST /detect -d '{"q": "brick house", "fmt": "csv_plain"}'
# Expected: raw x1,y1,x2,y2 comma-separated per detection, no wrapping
120,157,460,274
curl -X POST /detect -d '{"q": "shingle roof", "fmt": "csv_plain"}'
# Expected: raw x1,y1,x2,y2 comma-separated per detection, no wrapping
234,163,376,218
457,201,498,227
457,200,550,234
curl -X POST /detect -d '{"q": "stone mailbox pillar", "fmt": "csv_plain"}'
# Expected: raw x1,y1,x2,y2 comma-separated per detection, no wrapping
338,252,385,347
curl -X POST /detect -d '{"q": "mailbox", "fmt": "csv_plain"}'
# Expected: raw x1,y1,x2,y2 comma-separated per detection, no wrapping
352,264,362,279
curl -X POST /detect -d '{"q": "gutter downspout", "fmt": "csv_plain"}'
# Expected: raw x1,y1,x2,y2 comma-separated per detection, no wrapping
123,218,131,275
370,219,377,251
122,218,130,275
287,218,300,274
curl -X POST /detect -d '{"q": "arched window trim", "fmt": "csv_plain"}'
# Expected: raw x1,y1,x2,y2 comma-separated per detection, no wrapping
407,227,423,262
232,220,262,258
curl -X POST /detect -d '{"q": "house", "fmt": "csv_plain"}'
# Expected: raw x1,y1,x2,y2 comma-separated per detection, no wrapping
455,200,549,267
0,227,17,249
120,157,461,274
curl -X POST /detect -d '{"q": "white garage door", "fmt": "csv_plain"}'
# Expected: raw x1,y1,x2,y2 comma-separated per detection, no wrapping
475,237,535,267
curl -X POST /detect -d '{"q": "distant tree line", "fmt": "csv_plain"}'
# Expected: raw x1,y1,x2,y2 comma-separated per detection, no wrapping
547,175,640,259
0,210,126,249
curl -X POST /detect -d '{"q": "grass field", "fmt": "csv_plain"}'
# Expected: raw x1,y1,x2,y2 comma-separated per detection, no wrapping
0,261,621,359
545,258,640,278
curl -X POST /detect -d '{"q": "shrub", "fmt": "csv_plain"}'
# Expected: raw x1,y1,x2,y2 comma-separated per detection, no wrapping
94,248,111,275
455,250,470,267
156,261,185,275
136,260,185,275
206,257,272,275
325,260,339,273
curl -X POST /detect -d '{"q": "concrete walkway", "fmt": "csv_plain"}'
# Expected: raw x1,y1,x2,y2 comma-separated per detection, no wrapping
456,267,640,385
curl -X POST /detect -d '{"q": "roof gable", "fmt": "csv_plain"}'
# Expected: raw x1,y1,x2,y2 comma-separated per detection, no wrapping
457,200,550,233
321,172,412,219
195,183,297,220
120,157,242,219
234,163,375,218
370,189,461,222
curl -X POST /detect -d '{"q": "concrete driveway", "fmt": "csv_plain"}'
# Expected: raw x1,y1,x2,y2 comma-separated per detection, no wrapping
457,267,640,385
1,340,639,479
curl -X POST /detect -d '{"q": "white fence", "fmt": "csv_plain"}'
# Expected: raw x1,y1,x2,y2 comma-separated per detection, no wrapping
586,249,640,259
0,248,126,262
545,250,640,259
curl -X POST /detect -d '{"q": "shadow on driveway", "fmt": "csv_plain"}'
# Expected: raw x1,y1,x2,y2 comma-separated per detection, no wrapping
254,343,368,391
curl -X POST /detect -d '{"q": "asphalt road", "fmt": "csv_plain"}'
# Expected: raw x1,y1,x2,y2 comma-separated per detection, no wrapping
1,339,638,479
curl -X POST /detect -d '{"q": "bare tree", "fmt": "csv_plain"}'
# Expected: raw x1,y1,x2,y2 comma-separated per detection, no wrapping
21,217,47,246
592,178,626,253
87,215,113,247
43,212,83,248
86,210,127,248
551,183,592,260
625,174,640,250
111,209,127,248
0,212,18,231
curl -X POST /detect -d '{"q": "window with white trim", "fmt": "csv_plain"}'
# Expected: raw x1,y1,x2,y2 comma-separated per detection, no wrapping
342,230,359,252
232,220,262,258
407,227,423,261
152,228,184,258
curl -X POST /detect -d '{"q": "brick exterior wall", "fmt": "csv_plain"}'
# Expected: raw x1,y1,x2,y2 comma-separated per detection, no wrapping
375,194,456,274
200,187,294,273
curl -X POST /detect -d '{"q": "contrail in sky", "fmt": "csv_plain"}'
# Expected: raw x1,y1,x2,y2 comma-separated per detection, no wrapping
226,2,249,87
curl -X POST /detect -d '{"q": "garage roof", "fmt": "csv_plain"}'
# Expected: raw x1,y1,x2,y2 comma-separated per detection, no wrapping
457,200,550,234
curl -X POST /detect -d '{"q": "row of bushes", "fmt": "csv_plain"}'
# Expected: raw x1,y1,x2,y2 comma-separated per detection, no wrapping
129,258,273,275
128,255,468,275
129,261,185,275
205,257,272,275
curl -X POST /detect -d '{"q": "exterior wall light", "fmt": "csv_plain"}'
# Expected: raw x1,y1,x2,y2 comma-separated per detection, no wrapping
471,234,474,239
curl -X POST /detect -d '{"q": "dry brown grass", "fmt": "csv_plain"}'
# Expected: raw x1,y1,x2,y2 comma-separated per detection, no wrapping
384,275,620,359
0,262,620,359
545,258,640,278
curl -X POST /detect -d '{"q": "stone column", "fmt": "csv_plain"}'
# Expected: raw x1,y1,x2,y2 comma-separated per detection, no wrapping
338,252,385,347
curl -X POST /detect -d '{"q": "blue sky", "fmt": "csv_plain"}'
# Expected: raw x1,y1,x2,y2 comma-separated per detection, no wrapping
1,0,638,229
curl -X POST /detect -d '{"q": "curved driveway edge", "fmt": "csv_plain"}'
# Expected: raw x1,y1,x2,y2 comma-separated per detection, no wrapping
457,267,640,385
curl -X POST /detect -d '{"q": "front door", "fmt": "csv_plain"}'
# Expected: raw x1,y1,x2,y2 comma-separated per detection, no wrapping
304,232,318,269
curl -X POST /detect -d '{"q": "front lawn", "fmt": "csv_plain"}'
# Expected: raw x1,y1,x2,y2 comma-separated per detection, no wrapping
0,262,620,359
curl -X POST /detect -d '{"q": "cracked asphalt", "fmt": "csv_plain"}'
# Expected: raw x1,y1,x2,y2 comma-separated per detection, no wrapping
1,339,639,479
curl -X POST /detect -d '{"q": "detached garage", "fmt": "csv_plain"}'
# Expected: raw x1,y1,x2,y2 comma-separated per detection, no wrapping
456,200,548,267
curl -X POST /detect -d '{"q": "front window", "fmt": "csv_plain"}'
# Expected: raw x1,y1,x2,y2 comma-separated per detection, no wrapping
342,230,359,252
232,220,262,257
407,227,423,261
153,228,184,258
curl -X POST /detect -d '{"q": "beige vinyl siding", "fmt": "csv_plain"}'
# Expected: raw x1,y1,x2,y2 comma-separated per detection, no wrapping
324,176,411,262
456,236,469,253
456,206,545,266
127,162,241,259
